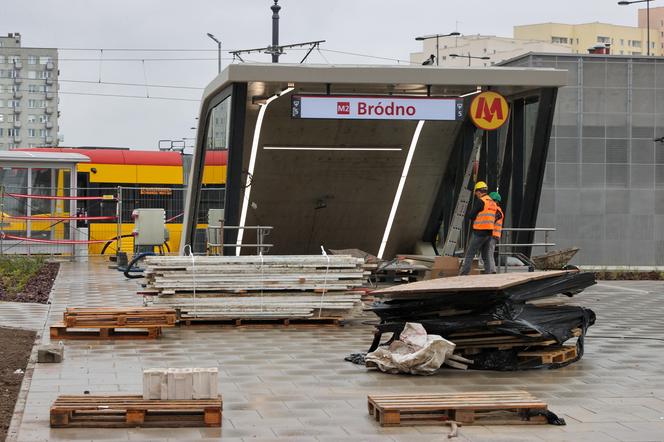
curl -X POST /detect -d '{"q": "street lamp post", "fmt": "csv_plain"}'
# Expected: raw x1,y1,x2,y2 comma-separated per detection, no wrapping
415,32,461,66
206,33,222,73
449,53,491,67
618,0,654,56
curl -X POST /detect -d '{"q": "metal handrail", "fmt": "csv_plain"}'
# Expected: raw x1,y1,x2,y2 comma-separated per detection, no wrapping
206,224,274,255
501,227,555,232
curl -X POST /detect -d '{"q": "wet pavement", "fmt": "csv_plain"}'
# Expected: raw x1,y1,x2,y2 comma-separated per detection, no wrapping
7,259,664,441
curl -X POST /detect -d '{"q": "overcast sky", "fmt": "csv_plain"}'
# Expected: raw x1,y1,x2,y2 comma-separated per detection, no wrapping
2,0,638,150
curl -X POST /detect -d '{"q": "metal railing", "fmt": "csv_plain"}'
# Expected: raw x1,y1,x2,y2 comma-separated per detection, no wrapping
495,227,556,273
206,225,274,255
0,185,225,258
496,227,556,252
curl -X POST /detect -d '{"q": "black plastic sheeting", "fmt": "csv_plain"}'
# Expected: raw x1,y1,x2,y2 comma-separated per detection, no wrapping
352,272,597,371
371,272,596,322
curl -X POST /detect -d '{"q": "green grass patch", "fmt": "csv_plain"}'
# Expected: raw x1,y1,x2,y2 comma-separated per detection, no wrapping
0,256,46,295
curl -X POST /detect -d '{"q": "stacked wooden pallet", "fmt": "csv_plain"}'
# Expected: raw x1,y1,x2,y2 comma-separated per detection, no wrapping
141,255,366,322
50,395,222,428
50,307,176,340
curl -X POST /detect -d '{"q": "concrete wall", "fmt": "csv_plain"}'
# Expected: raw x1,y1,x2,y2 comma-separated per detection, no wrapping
239,92,459,258
504,53,664,266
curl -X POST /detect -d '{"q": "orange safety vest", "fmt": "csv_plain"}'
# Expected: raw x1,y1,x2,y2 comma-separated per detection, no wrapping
472,195,497,231
493,205,504,239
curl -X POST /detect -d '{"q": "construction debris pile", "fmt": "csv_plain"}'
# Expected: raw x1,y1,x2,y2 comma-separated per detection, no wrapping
358,270,596,371
141,255,367,321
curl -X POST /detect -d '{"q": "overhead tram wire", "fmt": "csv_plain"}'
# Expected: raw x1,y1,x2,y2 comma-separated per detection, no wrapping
9,74,205,90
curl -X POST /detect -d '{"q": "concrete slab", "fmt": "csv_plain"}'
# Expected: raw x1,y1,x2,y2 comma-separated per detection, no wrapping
8,259,664,441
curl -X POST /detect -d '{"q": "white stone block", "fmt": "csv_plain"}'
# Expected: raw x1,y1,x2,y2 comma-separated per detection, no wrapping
143,367,218,400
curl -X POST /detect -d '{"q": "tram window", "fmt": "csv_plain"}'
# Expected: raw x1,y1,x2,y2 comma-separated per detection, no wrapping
206,96,231,151
30,168,52,215
0,167,27,215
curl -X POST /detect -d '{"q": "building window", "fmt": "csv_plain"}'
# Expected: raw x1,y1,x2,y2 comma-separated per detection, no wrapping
0,100,5,108
0,128,3,136
27,70,37,79
27,114,36,123
0,114,3,123
8,100,20,108
551,36,569,44
597,36,610,43
39,56,52,65
620,39,625,45
40,115,50,123
632,40,641,47
39,71,51,79
0,55,5,64
27,128,36,137
39,129,50,137
28,55,37,65
7,128,19,137
27,99,44,108
9,56,20,64
28,84,39,93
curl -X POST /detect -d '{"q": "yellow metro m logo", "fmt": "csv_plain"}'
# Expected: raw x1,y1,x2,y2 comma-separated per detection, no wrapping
470,92,509,131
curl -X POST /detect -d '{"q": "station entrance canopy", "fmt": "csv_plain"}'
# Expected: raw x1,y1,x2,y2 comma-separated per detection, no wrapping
182,64,566,258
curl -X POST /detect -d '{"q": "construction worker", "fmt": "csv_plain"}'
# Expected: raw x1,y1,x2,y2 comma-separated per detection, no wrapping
460,181,497,275
488,191,504,274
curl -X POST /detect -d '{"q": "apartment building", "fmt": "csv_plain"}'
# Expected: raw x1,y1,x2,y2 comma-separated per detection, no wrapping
410,34,570,67
0,33,59,150
514,22,662,56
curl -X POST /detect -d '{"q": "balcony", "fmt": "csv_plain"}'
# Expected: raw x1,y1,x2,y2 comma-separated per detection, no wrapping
13,136,21,143
45,121,53,129
13,107,21,114
46,62,54,70
45,107,54,115
13,92,22,99
45,92,55,100
13,121,21,128
13,61,22,69
45,78,54,85
46,136,54,143
13,77,22,85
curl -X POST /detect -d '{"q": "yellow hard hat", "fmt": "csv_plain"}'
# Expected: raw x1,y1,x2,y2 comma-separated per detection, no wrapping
474,181,488,191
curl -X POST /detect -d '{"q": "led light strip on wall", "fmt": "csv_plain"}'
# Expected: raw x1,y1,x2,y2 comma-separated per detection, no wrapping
377,120,425,259
236,87,294,256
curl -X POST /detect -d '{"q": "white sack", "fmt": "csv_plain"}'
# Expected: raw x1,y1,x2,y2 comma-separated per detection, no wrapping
365,322,455,375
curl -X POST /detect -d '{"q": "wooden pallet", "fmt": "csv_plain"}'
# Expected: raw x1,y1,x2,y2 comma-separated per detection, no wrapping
50,322,162,340
518,346,578,364
179,316,343,327
368,391,549,427
63,307,176,328
50,395,222,428
453,328,581,351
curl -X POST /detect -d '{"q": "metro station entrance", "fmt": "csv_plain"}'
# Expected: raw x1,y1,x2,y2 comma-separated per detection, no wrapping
182,64,565,258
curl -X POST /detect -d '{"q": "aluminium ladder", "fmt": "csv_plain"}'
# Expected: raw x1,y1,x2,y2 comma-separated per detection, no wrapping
440,129,484,256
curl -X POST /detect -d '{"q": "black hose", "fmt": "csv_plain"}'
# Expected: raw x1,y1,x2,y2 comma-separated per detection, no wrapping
123,252,155,279
101,235,171,254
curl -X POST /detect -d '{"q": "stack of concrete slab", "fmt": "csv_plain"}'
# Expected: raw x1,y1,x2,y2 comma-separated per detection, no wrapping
141,255,367,321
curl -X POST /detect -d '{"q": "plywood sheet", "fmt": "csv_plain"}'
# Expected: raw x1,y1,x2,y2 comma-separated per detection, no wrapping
371,271,574,296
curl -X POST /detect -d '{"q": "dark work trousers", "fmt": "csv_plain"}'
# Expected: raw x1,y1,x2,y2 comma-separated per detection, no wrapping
460,231,495,275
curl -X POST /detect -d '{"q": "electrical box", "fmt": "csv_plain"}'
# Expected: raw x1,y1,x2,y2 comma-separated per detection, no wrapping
132,208,165,246
207,209,224,248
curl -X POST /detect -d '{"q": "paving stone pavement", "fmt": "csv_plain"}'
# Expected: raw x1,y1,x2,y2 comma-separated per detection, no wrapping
9,260,664,441
0,301,49,331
